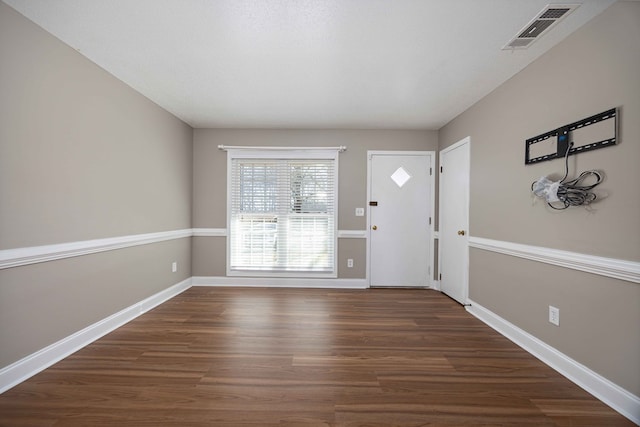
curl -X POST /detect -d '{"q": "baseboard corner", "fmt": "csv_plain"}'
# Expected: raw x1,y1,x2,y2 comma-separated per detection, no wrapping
466,299,640,425
0,277,192,394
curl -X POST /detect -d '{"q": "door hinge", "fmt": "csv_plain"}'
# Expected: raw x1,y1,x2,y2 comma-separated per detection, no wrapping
430,167,432,176
439,273,442,280
440,166,443,173
428,217,432,225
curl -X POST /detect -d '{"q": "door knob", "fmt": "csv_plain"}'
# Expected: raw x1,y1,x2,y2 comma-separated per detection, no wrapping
372,225,378,230
457,230,465,236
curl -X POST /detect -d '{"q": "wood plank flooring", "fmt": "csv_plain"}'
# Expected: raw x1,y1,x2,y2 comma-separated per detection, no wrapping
0,287,633,426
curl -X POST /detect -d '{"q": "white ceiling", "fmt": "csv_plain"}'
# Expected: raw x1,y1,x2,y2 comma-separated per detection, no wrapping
4,0,617,129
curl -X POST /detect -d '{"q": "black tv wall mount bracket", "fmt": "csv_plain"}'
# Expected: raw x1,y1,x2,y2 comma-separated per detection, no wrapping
525,108,617,165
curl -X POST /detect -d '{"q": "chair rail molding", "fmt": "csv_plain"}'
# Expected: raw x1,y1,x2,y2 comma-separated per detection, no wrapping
192,228,227,237
468,236,640,284
337,230,367,239
1,228,371,270
0,229,193,270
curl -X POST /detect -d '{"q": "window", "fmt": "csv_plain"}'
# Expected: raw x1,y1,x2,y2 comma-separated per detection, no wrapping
227,149,338,277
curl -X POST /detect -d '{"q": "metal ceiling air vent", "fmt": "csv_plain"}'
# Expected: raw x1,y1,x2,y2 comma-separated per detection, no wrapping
503,4,580,50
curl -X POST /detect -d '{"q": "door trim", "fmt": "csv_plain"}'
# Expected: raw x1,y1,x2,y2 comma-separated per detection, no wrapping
366,150,436,288
437,136,470,303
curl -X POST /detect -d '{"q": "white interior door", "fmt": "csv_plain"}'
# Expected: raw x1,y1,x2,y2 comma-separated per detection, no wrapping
438,137,470,304
368,152,434,287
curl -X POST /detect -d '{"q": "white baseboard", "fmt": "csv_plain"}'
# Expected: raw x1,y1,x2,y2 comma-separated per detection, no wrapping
5,276,636,425
0,278,192,394
0,274,365,393
466,299,640,425
192,275,368,289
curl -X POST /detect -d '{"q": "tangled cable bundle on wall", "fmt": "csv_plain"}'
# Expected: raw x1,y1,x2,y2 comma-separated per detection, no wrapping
532,142,604,210
527,108,615,210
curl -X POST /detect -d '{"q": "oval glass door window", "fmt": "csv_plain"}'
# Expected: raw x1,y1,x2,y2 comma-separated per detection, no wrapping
390,166,411,188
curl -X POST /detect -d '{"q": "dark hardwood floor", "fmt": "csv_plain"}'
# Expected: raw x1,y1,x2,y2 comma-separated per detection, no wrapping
0,287,633,426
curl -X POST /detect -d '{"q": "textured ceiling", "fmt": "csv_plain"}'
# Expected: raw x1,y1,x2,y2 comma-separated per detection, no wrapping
3,0,617,129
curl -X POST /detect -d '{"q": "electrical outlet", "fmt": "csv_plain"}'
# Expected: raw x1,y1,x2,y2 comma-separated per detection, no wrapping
347,259,354,268
549,306,559,326
172,262,177,273
355,208,364,216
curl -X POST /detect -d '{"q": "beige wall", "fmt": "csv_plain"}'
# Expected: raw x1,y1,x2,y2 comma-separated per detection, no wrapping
438,1,640,395
0,3,193,367
2,0,637,404
192,129,437,277
0,3,193,248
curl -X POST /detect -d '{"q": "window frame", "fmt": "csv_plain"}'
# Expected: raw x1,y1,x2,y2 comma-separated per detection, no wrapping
225,148,339,278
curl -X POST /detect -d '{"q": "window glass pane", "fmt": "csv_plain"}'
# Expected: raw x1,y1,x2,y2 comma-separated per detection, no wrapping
284,215,332,268
229,155,336,275
233,215,277,268
239,163,277,212
290,163,331,213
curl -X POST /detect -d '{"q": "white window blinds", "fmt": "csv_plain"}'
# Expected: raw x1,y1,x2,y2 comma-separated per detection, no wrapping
227,150,338,276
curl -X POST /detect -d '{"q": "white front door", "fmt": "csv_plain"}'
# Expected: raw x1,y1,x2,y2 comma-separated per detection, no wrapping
438,137,470,304
368,152,434,287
